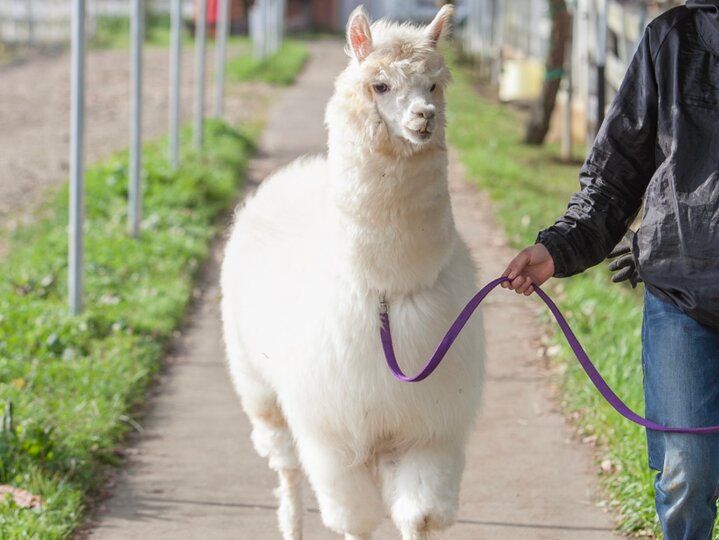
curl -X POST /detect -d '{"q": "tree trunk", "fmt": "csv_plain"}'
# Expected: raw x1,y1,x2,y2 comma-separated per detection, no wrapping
524,0,571,145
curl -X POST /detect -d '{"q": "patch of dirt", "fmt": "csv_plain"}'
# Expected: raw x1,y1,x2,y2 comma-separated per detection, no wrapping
0,45,275,249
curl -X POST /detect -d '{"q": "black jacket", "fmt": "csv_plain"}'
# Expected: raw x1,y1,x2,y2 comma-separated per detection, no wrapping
537,2,719,333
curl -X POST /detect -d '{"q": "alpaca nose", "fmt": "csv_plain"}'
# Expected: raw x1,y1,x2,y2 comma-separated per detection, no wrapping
411,103,435,120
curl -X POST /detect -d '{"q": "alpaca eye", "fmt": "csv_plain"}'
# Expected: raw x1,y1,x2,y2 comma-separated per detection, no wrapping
373,83,389,94
430,83,437,92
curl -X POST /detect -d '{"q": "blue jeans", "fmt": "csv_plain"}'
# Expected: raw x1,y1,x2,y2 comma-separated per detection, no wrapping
643,288,719,540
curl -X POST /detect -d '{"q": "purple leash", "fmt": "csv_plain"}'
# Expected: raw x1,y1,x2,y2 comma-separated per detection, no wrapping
380,276,719,434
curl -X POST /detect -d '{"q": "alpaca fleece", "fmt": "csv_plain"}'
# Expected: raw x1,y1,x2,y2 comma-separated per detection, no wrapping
221,6,484,539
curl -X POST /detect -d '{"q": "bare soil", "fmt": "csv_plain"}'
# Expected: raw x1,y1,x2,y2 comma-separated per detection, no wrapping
0,44,268,238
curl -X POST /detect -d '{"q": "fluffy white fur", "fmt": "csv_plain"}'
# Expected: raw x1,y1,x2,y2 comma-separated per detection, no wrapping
220,6,484,539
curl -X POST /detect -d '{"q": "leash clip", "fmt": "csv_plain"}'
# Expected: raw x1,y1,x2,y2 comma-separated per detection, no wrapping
379,293,388,315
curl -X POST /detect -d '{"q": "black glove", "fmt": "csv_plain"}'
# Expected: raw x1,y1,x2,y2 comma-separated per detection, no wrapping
607,230,642,288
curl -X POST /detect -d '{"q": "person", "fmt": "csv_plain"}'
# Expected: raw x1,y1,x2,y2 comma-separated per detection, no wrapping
502,2,719,539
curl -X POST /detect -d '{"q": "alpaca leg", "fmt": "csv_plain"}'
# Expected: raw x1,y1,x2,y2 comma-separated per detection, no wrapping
380,442,465,539
399,530,429,540
243,399,304,539
223,313,304,538
227,350,303,538
296,437,383,538
277,468,303,540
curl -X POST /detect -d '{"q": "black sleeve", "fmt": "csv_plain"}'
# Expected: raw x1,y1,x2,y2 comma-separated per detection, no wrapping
536,27,659,277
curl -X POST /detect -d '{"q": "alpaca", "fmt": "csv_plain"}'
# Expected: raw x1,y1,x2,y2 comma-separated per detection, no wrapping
220,5,484,539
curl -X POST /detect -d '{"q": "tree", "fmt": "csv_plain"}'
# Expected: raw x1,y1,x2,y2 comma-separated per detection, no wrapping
524,0,571,145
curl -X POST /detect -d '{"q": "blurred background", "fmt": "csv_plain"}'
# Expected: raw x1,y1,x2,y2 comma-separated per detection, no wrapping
0,1,692,538
0,0,683,149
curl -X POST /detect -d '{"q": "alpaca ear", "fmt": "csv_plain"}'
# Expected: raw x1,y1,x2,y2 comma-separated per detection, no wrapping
426,4,454,48
346,6,373,63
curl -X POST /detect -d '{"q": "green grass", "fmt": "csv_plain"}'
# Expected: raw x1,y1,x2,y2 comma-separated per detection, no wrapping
0,119,256,538
91,14,250,50
227,38,309,85
446,52,662,536
91,14,176,49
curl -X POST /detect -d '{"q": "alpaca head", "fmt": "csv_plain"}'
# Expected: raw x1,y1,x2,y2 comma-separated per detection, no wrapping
328,5,453,154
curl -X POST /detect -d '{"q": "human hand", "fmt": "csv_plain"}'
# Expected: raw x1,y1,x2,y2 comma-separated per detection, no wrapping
607,230,641,288
501,243,555,296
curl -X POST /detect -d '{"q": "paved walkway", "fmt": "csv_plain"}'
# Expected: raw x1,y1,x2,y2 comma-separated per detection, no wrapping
86,40,620,540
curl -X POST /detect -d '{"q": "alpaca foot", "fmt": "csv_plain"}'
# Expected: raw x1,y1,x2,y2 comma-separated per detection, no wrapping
242,395,303,539
276,468,303,540
400,517,432,540
297,438,383,537
393,498,454,535
382,444,464,538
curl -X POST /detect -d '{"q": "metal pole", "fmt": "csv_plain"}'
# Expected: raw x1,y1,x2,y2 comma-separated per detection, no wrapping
491,0,504,88
262,0,268,58
279,0,285,47
269,0,274,55
129,0,143,238
596,0,608,131
561,12,574,162
69,0,86,315
169,0,182,167
213,0,230,118
194,0,208,150
267,0,274,56
273,0,279,54
271,0,277,54
26,0,35,45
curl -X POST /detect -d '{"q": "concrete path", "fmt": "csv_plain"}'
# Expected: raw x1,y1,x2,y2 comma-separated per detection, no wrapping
86,40,619,540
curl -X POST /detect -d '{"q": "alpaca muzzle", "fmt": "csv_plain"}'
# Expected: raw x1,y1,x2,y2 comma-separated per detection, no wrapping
404,115,435,141
403,101,436,141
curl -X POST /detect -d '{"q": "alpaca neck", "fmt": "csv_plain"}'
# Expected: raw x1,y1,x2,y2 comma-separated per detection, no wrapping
327,135,456,296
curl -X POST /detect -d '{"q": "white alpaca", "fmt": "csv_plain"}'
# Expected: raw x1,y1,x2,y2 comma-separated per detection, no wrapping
220,6,484,539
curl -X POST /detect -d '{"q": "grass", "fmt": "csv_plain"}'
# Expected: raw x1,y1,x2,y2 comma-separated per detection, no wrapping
0,119,257,538
227,38,309,85
90,14,250,50
91,14,177,49
90,14,307,87
445,51,663,536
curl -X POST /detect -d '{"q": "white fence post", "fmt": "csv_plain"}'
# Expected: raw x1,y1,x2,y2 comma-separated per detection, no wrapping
251,0,266,59
69,0,86,315
194,0,208,150
213,0,230,118
129,0,143,238
169,0,182,167
249,0,284,60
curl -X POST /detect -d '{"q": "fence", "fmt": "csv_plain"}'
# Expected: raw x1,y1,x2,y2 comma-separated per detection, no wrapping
460,0,678,141
65,0,284,313
249,0,285,59
0,0,74,43
0,0,178,45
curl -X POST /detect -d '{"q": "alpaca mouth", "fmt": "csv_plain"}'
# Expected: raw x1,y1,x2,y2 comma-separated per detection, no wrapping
405,126,433,143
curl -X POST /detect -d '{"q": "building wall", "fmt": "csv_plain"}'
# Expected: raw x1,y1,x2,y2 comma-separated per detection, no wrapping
309,0,340,30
